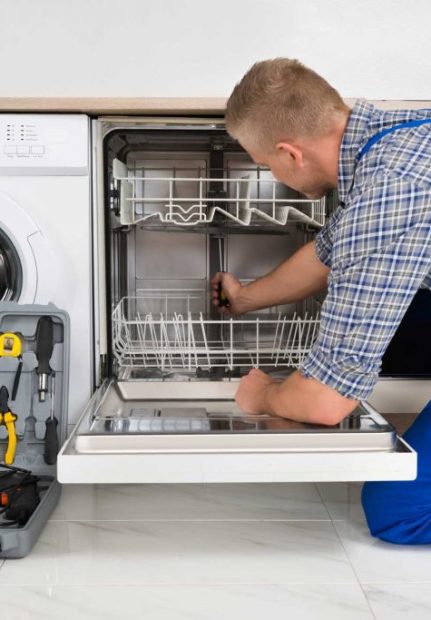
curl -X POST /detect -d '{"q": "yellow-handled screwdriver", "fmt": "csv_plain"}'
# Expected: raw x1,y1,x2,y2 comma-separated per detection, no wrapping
0,386,17,465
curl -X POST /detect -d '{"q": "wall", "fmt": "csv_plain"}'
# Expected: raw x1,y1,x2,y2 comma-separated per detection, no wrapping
1,0,430,99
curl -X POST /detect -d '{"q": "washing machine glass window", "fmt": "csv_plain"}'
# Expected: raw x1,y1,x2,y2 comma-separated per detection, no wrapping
0,229,22,301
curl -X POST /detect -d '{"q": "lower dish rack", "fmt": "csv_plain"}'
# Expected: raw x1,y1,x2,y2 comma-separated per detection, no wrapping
112,296,320,372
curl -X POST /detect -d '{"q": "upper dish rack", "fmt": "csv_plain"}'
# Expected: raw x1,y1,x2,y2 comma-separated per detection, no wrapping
112,159,326,228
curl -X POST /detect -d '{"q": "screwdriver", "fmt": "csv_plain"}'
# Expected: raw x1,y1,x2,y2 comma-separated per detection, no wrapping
43,372,59,465
217,237,229,307
35,317,54,403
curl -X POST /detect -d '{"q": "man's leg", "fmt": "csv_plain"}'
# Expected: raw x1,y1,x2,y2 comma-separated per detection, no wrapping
361,400,431,544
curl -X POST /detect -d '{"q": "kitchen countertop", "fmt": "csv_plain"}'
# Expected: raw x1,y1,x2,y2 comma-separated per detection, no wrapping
0,98,429,116
0,98,227,115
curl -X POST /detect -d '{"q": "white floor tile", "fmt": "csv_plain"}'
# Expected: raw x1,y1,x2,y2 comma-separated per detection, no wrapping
363,583,431,620
0,584,374,620
334,520,431,583
50,483,329,521
316,482,365,521
0,520,357,586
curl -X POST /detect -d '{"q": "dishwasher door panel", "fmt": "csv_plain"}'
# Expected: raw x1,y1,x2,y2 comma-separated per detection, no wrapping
57,380,416,484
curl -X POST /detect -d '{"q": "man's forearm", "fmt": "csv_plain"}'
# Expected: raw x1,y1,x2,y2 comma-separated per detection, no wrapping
236,241,329,313
235,368,358,426
263,371,358,425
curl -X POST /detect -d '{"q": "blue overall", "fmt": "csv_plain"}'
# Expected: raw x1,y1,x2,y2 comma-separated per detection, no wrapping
356,118,431,544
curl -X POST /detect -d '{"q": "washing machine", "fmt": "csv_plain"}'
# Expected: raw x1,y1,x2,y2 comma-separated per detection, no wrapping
0,114,93,423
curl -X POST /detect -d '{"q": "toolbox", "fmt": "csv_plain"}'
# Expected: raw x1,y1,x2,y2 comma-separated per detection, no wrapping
0,303,69,558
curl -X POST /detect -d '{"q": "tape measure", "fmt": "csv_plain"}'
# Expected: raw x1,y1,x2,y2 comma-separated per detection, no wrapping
0,333,22,358
0,333,23,400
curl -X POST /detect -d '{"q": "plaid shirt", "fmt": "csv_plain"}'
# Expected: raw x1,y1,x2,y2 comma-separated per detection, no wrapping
301,100,431,400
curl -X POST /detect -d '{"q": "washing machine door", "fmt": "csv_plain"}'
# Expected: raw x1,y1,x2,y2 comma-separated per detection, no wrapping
0,192,57,303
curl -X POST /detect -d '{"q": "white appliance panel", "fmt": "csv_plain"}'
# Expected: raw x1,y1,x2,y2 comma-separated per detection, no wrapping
0,114,88,175
0,114,93,423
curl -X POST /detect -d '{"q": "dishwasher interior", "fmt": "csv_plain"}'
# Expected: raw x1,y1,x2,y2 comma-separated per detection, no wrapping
66,118,409,455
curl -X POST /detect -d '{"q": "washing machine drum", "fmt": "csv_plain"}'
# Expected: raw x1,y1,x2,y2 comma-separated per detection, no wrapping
0,229,22,300
0,193,57,304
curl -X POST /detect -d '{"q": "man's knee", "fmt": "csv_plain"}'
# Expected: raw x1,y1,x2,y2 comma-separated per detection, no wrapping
361,481,431,545
361,401,431,545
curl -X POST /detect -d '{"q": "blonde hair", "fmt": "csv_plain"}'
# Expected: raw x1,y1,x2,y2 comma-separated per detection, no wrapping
225,58,349,152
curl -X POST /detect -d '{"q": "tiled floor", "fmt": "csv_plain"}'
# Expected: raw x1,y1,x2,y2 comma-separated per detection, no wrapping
0,482,430,619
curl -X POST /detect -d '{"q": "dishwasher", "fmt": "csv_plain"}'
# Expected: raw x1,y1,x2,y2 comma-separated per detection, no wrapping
58,116,416,484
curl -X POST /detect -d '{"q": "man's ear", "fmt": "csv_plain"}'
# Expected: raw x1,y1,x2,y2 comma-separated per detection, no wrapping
276,142,304,167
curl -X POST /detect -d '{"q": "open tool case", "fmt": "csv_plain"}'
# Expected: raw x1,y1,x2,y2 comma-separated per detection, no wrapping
0,304,69,558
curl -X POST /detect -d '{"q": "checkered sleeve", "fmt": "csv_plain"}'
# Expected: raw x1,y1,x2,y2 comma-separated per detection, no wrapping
314,204,345,268
301,177,431,400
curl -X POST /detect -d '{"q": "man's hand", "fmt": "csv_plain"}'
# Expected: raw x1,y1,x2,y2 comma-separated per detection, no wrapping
210,242,329,317
235,368,279,414
211,271,247,316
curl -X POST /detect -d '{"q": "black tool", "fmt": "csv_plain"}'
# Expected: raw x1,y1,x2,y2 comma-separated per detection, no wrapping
5,479,40,525
35,316,54,403
217,237,229,307
0,464,40,527
43,372,59,465
11,360,23,401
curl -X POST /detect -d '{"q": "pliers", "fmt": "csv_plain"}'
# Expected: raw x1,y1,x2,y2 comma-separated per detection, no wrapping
0,386,17,465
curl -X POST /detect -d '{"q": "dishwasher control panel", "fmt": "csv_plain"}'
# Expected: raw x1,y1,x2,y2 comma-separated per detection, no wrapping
0,114,89,175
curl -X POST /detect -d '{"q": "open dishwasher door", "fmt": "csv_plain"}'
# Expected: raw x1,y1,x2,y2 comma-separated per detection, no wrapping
58,378,416,483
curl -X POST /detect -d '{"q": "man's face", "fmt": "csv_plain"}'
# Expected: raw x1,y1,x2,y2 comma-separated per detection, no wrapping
244,143,332,200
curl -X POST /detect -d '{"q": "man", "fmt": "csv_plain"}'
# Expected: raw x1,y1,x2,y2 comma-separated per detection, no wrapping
211,58,431,545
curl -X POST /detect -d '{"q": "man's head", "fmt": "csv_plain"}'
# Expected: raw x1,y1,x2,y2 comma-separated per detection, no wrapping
225,58,350,198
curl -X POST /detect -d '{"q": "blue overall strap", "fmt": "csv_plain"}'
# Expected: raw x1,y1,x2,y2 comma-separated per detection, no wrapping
357,118,431,162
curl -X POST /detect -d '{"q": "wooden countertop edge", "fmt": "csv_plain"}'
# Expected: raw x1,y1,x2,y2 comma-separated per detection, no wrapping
0,97,430,115
0,97,228,114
